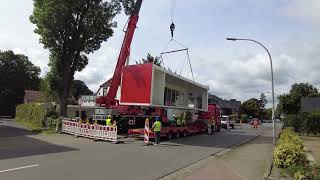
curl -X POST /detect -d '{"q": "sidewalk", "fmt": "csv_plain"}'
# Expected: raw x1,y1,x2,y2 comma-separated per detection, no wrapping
183,125,278,180
301,136,320,162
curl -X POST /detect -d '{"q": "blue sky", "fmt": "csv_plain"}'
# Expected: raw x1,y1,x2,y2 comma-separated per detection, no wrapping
1,0,319,105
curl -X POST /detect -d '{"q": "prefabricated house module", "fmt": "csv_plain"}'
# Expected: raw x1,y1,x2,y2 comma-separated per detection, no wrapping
120,63,209,111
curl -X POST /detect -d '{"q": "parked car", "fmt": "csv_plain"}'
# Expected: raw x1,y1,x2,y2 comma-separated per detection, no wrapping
221,116,235,129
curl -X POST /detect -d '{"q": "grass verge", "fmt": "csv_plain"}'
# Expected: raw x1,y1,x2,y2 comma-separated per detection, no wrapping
15,119,56,135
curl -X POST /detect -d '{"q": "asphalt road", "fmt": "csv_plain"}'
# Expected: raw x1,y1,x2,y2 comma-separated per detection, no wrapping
0,117,265,180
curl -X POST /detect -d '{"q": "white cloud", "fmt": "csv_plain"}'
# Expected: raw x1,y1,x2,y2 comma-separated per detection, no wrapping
75,44,119,92
283,0,320,27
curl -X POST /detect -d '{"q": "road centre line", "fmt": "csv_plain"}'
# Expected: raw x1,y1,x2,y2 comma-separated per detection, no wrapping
0,164,39,173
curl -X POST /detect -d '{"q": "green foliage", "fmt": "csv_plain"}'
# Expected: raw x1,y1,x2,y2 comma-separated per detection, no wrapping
274,128,306,168
259,93,267,109
240,98,261,118
294,170,307,180
15,103,45,128
287,162,320,180
283,110,320,135
266,108,272,119
71,80,93,100
136,53,162,66
241,114,248,123
303,110,320,135
278,83,320,115
119,0,136,15
15,103,58,130
40,72,59,102
30,0,125,116
0,50,41,116
275,103,282,119
283,114,303,132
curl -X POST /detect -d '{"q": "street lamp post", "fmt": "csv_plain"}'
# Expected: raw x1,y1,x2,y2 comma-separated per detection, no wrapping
226,38,276,149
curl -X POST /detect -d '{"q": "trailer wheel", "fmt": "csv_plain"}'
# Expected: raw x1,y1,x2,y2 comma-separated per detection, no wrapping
182,130,187,137
167,132,173,140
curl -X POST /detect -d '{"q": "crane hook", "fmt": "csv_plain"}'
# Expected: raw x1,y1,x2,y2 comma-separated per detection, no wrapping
170,22,175,39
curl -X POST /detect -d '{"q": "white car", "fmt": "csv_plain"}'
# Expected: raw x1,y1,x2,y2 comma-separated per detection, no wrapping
221,116,235,129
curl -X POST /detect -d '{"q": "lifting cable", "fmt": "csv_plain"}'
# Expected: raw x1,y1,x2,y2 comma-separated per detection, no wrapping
159,0,195,81
160,39,195,82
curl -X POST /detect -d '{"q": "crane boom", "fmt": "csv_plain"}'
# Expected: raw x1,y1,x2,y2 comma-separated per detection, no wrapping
97,0,143,107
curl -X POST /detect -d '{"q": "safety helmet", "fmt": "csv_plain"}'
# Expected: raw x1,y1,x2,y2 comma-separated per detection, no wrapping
156,116,160,121
107,114,111,118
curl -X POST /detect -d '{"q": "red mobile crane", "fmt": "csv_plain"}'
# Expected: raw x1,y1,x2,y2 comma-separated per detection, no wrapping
95,0,221,137
96,0,143,107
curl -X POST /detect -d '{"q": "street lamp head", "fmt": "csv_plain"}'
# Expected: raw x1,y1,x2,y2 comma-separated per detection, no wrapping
226,38,238,41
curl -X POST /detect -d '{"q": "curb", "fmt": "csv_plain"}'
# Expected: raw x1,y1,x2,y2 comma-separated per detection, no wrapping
158,132,262,180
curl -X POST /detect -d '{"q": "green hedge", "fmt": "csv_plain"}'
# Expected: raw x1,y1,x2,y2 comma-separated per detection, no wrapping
15,103,58,130
283,110,320,135
16,103,46,128
274,128,306,168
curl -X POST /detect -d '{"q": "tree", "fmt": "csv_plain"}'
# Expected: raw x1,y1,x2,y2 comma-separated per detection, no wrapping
30,0,132,116
240,98,261,118
71,80,93,100
278,83,319,114
259,93,267,109
39,71,59,103
0,50,41,116
136,53,162,66
258,93,267,119
275,103,282,119
266,108,272,120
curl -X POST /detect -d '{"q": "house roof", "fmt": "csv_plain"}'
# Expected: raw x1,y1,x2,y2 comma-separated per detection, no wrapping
208,93,241,110
24,90,42,103
100,78,112,87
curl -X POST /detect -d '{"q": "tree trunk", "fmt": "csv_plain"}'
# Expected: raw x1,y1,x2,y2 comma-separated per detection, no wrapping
59,91,68,117
59,60,73,117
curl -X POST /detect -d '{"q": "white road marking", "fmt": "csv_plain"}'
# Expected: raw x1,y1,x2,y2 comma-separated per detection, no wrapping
0,164,39,173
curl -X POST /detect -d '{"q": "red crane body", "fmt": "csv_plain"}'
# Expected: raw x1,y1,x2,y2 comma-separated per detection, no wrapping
96,0,143,107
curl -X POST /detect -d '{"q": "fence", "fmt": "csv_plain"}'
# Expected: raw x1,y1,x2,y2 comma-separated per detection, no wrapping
61,117,117,142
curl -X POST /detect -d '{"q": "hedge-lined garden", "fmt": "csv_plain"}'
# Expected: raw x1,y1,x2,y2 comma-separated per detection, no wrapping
273,128,320,180
15,103,59,132
283,110,320,135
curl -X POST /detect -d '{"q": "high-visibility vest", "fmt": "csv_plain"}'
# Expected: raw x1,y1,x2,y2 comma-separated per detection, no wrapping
176,117,181,126
154,121,162,132
106,118,112,126
182,113,186,126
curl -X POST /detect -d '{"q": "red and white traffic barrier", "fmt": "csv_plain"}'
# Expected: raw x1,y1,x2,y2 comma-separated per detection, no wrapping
61,118,117,142
144,118,150,144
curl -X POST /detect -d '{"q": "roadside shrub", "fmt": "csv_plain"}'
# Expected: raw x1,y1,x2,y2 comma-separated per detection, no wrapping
288,162,320,180
294,170,307,180
274,128,306,168
15,103,58,130
283,114,302,132
16,103,45,128
303,111,320,135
